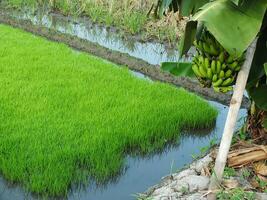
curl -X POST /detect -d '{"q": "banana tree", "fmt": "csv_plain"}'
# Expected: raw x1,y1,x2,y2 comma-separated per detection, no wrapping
155,0,209,18
158,0,267,198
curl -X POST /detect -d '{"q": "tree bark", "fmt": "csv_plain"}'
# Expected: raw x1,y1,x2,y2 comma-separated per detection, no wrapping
207,38,258,200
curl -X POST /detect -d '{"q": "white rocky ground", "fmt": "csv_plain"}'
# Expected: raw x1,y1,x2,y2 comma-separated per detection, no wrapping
141,154,267,200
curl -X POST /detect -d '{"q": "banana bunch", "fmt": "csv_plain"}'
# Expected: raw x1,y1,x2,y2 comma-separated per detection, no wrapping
192,31,244,93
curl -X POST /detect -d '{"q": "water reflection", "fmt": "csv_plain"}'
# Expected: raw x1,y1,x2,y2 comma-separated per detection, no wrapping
6,9,193,65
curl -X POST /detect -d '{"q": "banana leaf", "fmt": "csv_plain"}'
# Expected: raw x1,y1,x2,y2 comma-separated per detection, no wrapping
161,62,194,77
247,30,267,88
179,21,197,57
230,0,244,5
156,0,209,18
179,0,209,16
158,0,174,18
192,0,267,57
250,85,267,111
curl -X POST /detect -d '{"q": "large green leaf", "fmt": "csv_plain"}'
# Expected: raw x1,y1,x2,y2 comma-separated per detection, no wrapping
247,29,267,87
179,0,209,16
250,85,267,111
156,0,208,17
179,21,197,57
161,62,194,77
192,0,267,57
265,63,267,76
230,0,244,5
158,0,173,17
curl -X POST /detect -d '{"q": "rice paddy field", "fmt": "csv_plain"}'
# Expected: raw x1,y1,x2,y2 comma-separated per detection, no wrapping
0,24,218,196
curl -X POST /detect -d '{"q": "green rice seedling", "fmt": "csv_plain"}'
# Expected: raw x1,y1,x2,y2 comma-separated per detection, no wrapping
123,11,147,34
0,24,217,196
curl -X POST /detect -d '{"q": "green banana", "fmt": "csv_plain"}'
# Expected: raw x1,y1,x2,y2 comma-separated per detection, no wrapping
213,86,233,93
216,61,221,74
193,40,198,48
198,41,204,51
229,61,238,70
210,44,219,56
211,60,216,74
199,65,207,77
212,74,218,82
219,70,225,79
204,58,210,69
225,69,232,78
213,78,223,87
198,55,204,64
218,52,224,63
222,63,227,70
213,86,221,93
207,68,213,79
219,86,233,93
192,31,244,89
192,64,203,77
222,77,234,86
226,55,234,64
203,42,211,54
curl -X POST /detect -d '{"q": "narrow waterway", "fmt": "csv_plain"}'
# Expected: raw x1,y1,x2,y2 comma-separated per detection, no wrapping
6,8,193,65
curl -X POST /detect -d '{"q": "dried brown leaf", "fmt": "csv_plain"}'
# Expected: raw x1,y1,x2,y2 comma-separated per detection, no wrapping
254,161,267,176
222,179,239,189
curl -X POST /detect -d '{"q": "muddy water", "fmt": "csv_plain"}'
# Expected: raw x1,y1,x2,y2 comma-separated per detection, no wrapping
0,101,247,200
7,9,193,65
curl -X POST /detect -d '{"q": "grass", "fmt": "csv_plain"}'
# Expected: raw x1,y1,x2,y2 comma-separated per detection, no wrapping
1,0,185,44
0,24,217,196
216,188,255,200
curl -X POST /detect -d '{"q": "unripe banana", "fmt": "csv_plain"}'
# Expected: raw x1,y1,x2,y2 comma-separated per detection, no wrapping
226,55,234,64
212,74,218,82
219,86,233,93
229,61,238,70
213,86,220,93
207,68,213,79
192,31,244,89
193,57,198,65
199,65,207,78
219,70,225,79
216,61,221,74
198,41,204,51
212,78,223,87
210,44,219,56
193,40,198,48
225,69,232,78
203,43,211,54
198,55,204,64
222,63,227,70
218,52,224,63
211,60,216,74
222,77,234,86
204,58,210,69
192,64,203,77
